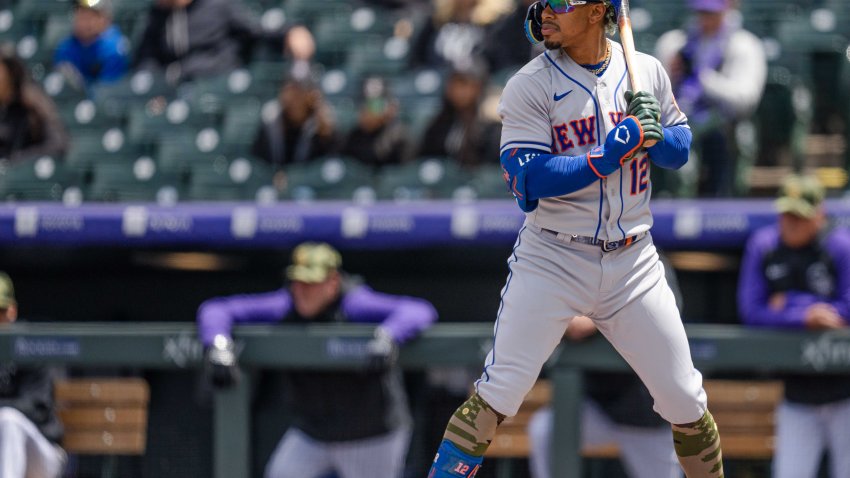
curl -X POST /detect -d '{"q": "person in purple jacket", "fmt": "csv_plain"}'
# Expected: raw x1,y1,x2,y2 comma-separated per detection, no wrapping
738,174,850,478
196,242,437,478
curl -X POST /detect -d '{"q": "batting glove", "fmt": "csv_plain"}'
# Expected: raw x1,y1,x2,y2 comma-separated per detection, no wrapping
624,91,664,143
587,116,644,177
204,334,240,389
364,327,399,372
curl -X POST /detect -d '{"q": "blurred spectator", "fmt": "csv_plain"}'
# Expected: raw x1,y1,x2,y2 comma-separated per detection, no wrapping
0,51,69,162
410,0,510,70
196,242,437,478
134,0,315,85
655,0,766,197
416,61,489,168
0,272,66,478
738,174,850,478
479,0,542,74
251,63,338,189
340,76,412,169
53,0,129,93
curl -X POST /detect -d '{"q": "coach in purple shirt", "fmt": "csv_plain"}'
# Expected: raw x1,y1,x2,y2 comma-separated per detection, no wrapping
737,174,850,478
196,242,437,478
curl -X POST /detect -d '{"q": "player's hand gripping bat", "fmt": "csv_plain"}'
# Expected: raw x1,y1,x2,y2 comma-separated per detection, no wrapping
618,0,658,148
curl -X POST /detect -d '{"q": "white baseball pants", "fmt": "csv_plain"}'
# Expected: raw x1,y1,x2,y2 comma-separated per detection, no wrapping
475,223,707,424
0,407,65,478
264,425,411,478
773,397,850,478
528,403,682,478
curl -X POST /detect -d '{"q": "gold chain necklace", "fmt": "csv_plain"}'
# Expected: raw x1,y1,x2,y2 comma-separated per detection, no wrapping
585,41,611,76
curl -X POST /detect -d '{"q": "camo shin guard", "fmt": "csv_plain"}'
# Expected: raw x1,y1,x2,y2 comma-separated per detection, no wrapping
672,410,724,478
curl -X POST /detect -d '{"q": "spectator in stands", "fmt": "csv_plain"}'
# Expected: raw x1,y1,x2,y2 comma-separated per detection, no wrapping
416,61,489,168
655,0,766,197
738,174,850,478
134,0,315,85
410,0,510,71
340,76,412,169
252,63,338,190
196,242,437,478
528,254,685,478
0,272,66,478
479,0,542,74
53,0,129,93
0,50,69,162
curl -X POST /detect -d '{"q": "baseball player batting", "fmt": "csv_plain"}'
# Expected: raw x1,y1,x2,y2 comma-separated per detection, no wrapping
427,1,724,477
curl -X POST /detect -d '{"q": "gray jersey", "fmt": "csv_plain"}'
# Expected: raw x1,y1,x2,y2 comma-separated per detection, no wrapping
498,41,688,241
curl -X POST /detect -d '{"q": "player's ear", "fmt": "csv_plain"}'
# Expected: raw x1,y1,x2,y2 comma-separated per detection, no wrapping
588,2,607,25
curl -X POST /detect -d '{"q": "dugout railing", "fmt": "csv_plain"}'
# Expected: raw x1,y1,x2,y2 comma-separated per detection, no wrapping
2,322,850,478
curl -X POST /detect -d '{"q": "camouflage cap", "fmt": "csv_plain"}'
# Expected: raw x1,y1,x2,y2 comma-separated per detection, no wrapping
0,272,15,308
775,174,825,219
285,242,342,283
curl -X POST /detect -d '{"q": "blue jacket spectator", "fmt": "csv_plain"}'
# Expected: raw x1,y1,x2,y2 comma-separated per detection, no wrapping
53,0,129,91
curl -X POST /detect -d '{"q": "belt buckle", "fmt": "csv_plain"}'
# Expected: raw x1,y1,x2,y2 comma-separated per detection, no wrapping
601,240,620,252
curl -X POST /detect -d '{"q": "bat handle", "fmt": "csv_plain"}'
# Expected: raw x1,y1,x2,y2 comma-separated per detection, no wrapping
644,139,657,148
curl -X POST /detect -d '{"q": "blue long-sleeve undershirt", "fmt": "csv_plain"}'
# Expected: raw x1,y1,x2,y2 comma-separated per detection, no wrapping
647,125,691,169
500,148,599,212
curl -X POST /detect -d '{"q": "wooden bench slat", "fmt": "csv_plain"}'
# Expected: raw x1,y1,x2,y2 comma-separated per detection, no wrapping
63,431,147,455
55,379,150,404
58,407,148,429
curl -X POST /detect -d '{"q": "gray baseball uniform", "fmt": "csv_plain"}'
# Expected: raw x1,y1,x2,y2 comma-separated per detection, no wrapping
474,42,707,426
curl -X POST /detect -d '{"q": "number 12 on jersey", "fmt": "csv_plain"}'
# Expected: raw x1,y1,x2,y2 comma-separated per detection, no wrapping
630,156,649,195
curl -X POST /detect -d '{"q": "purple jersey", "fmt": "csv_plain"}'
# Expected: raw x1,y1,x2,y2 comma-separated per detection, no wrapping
197,283,437,346
738,224,850,327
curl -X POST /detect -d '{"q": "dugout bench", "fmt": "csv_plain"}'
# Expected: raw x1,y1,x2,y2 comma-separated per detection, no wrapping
2,323,850,478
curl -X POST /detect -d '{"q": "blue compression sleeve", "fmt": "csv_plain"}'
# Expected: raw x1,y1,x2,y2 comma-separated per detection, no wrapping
647,125,691,170
500,148,599,212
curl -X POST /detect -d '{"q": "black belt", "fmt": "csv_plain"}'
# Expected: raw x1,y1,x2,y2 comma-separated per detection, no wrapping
541,229,647,252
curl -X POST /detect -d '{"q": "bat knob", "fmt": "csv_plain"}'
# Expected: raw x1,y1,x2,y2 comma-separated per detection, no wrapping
643,139,658,148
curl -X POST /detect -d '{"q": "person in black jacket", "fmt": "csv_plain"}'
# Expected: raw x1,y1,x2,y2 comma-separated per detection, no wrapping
0,272,66,478
340,76,412,170
134,0,314,84
0,50,69,162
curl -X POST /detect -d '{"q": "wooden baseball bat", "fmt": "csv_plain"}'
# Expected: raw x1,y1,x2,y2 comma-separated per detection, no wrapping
617,0,657,147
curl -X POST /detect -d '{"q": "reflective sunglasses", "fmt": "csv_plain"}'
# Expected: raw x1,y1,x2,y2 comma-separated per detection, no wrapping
541,0,603,14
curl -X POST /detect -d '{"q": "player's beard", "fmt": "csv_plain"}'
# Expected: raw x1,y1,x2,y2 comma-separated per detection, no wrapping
543,39,562,50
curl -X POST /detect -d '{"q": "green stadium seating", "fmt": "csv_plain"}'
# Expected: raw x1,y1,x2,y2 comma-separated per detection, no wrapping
374,157,472,201
126,99,216,147
156,133,223,181
284,0,352,27
281,155,374,201
41,11,72,55
344,37,410,79
397,95,441,140
65,128,139,183
220,99,263,155
186,156,273,201
42,71,87,105
0,155,69,201
467,164,510,200
88,155,180,202
92,70,175,119
58,98,113,132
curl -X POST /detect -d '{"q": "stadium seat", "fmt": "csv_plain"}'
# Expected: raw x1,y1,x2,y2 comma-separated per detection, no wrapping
344,37,410,79
397,95,442,140
186,70,276,113
281,155,374,201
65,128,139,183
284,0,352,27
221,99,263,155
92,70,175,119
42,71,87,105
126,99,216,147
186,156,273,201
12,0,72,32
467,164,510,200
88,155,180,203
374,157,472,201
41,11,72,55
0,156,69,202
